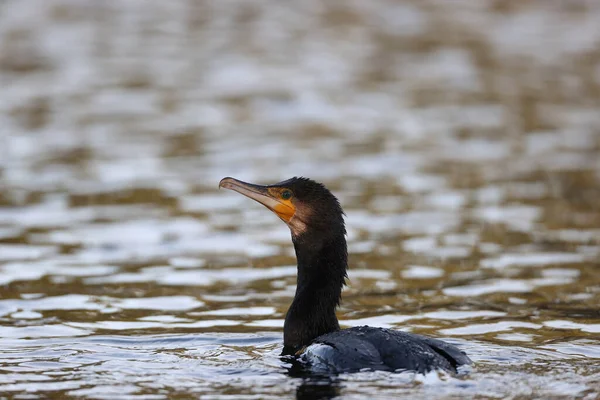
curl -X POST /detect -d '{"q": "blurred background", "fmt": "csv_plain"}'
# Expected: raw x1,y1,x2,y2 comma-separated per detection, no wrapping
0,0,599,398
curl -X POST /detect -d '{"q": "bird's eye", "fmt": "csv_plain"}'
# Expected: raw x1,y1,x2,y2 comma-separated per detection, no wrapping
281,190,292,200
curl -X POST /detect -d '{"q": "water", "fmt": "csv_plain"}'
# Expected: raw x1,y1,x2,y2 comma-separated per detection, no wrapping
1,0,600,398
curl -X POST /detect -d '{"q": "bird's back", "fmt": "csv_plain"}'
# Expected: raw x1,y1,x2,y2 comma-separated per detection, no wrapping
298,326,471,374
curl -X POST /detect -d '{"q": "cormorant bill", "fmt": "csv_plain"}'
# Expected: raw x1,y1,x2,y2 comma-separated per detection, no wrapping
219,176,472,374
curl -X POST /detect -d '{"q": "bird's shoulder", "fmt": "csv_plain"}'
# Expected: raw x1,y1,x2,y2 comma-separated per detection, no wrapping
300,326,471,373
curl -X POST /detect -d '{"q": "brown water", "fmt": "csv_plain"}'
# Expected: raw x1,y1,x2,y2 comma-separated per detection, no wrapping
1,0,600,398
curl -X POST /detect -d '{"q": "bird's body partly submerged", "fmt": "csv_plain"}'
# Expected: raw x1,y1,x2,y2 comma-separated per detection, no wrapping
219,176,471,374
299,326,471,374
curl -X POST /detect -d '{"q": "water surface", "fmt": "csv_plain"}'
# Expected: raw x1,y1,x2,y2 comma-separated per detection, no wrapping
1,0,599,398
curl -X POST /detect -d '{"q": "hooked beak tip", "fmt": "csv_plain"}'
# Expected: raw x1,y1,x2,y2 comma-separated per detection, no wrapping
218,176,296,224
219,177,234,190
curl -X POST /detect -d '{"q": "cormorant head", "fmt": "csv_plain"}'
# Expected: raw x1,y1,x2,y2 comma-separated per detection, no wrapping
219,176,346,240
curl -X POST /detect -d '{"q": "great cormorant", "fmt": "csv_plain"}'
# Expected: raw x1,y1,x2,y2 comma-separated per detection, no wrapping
219,176,472,374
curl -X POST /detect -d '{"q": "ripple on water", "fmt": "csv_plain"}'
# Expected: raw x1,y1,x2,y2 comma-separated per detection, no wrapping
481,253,586,269
0,325,91,339
401,265,445,279
193,307,276,317
439,321,542,336
442,277,577,297
0,244,58,261
68,320,243,331
84,265,297,286
0,261,118,285
473,205,542,231
403,237,472,259
0,0,600,398
0,294,106,317
543,320,600,334
541,340,600,359
114,296,204,311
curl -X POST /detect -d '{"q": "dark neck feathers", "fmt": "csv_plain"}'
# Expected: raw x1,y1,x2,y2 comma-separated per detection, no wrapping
282,232,347,354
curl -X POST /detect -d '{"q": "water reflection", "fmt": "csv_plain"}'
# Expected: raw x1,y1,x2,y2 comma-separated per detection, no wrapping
1,0,600,398
284,355,342,400
295,376,341,400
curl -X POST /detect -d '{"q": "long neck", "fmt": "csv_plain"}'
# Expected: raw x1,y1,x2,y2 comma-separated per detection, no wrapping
282,233,347,354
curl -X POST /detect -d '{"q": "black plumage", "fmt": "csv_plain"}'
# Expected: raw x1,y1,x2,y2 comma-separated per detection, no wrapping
219,176,472,374
298,326,471,373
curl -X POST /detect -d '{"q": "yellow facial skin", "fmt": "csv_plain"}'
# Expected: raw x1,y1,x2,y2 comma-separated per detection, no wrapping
219,177,296,223
267,188,295,222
